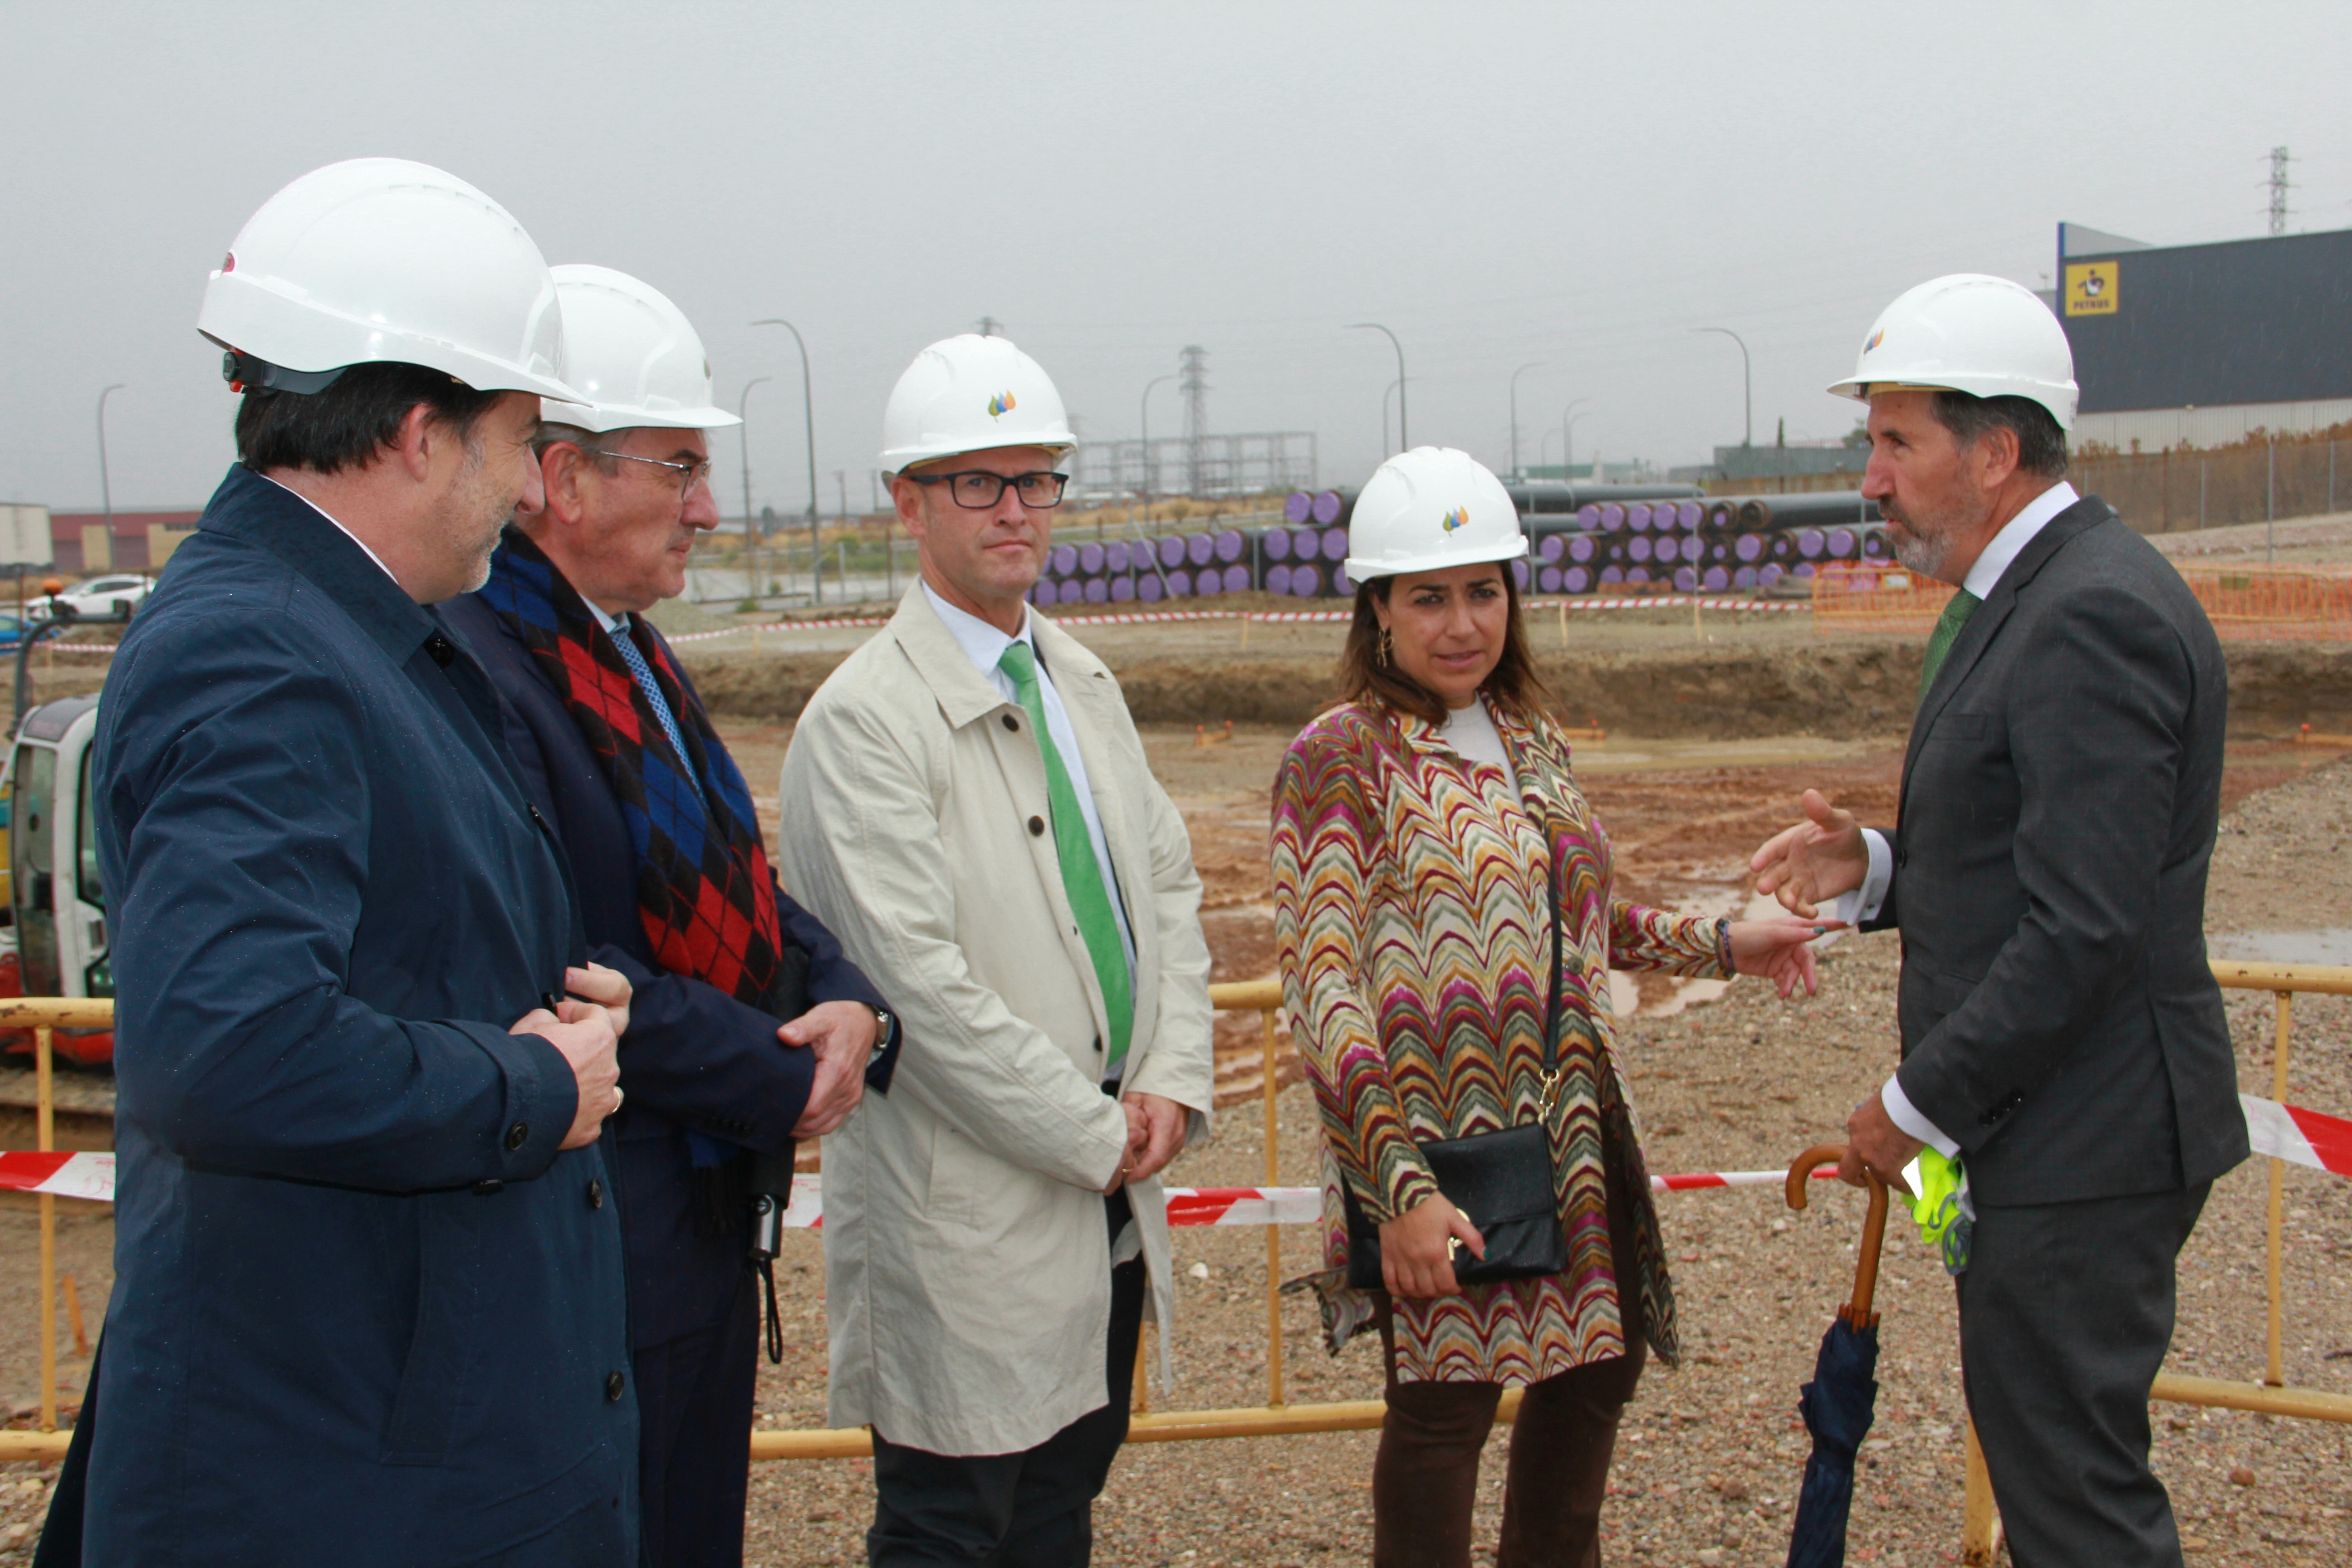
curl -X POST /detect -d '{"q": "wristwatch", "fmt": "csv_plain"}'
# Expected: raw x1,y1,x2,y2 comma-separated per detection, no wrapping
867,1004,897,1054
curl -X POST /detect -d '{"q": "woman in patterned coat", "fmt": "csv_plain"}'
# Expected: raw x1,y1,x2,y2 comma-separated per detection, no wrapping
1270,449,1830,1568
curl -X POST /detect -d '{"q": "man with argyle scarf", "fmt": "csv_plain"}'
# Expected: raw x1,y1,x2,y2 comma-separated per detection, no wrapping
443,265,896,1568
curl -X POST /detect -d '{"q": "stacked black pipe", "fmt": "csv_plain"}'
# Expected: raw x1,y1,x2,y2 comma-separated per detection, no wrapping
1524,490,1887,595
1023,485,1889,607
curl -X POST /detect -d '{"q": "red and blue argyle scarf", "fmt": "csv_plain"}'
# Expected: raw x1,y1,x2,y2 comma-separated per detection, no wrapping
480,528,788,1014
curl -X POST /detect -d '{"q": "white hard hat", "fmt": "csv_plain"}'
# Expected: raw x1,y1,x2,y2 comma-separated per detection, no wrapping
539,265,740,433
880,333,1076,474
197,157,580,402
1342,447,1529,583
1827,273,2078,432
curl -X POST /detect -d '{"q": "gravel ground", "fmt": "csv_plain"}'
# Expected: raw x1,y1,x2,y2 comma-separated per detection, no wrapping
2,744,2347,1566
736,757,2352,1568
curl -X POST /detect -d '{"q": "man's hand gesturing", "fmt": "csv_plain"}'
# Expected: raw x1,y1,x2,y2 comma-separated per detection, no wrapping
510,999,622,1150
1750,789,1870,920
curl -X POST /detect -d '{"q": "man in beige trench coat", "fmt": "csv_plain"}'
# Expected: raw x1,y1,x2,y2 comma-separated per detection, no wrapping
776,333,1215,1567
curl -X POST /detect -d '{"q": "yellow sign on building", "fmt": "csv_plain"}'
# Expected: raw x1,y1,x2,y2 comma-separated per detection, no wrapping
2065,261,2119,316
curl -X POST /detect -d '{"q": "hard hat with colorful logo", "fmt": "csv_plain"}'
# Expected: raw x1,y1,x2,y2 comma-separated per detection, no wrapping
1342,446,1529,583
538,265,740,433
197,157,581,403
880,333,1077,474
1826,273,2078,432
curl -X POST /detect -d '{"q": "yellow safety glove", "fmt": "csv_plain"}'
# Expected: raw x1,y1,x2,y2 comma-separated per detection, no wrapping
1901,1147,1973,1276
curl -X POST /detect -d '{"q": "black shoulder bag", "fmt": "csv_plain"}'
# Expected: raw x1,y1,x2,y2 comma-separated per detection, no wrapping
1342,856,1570,1291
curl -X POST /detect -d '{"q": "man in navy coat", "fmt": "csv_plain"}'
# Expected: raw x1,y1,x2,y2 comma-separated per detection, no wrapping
77,161,639,1565
443,265,896,1568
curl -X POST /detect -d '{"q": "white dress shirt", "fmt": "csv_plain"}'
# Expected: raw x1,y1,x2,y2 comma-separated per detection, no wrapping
921,582,1138,981
1849,480,2079,1156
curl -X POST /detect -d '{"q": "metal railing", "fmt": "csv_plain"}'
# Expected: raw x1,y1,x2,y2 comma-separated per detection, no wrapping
0,1000,112,1459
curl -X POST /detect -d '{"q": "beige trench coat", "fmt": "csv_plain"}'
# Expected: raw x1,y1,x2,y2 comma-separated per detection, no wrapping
776,585,1215,1456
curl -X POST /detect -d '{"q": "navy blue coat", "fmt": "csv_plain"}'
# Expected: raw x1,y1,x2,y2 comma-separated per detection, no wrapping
441,588,894,1350
88,467,636,1565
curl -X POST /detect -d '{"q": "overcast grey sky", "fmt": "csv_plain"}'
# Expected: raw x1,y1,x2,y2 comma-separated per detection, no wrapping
6,0,2349,512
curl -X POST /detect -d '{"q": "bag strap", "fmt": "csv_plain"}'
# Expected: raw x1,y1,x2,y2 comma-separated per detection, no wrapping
1541,843,1564,1102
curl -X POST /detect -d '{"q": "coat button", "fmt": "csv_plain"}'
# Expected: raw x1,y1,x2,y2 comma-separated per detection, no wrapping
505,1122,529,1152
1029,816,1046,837
587,1179,604,1210
424,633,455,668
606,1371,627,1402
1002,714,1019,731
472,1179,504,1196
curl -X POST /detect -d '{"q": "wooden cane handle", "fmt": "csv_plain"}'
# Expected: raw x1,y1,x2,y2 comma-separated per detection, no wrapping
1785,1143,1890,1326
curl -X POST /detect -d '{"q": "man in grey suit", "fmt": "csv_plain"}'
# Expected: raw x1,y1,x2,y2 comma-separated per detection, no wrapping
1751,274,2245,1568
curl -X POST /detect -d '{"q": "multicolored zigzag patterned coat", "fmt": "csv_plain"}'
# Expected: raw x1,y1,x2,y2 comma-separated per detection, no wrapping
1270,698,1728,1384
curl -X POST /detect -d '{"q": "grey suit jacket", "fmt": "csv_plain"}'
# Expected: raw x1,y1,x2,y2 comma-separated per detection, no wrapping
1866,494,2247,1207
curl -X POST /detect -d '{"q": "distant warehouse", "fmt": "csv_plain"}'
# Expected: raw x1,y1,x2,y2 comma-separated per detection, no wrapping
2053,220,2352,451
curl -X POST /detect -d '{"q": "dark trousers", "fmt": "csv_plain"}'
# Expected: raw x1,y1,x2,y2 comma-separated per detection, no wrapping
867,1193,1144,1568
634,1267,761,1568
1958,1182,2210,1568
1369,1164,1647,1568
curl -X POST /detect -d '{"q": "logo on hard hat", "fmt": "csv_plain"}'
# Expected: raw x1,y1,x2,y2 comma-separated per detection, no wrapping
1441,506,1469,534
987,391,1017,419
1865,328,1884,353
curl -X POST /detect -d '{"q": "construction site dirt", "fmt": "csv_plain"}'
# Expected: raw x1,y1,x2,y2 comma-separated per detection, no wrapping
0,613,2347,1565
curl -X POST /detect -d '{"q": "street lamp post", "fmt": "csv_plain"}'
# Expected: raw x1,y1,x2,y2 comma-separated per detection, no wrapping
1138,373,1177,526
1508,361,1544,480
1693,327,1752,448
1561,399,1592,476
752,319,822,604
1347,323,1407,451
1134,373,1178,596
736,376,772,606
97,383,125,569
1382,377,1403,458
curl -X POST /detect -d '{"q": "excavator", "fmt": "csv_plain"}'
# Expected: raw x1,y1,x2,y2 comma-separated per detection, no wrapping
0,598,131,1064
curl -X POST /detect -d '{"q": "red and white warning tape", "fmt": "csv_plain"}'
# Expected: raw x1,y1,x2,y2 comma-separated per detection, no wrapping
2241,1093,2352,1176
658,595,1808,644
770,1169,1834,1229
21,1097,2342,1210
0,1151,113,1201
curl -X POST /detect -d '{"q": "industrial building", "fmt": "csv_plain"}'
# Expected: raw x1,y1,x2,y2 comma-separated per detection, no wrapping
2054,219,2352,451
14,510,200,576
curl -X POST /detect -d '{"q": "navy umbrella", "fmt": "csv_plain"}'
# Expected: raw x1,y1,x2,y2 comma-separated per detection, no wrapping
1781,1146,1891,1568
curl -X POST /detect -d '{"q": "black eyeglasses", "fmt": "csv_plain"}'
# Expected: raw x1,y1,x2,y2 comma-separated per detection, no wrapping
607,451,715,496
911,470,1069,510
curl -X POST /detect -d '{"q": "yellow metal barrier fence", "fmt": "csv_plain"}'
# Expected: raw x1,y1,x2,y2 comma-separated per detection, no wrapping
9,965,2351,1568
1959,958,2352,1563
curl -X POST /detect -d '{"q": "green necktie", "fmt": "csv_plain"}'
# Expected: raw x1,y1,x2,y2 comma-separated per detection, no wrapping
998,640,1134,1070
1919,588,1983,699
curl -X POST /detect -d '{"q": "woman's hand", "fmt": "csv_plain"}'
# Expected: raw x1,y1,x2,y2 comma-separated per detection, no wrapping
1728,917,1846,1000
1379,1191,1486,1298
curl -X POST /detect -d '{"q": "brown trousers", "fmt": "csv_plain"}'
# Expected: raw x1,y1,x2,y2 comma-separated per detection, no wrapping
1370,1162,1648,1568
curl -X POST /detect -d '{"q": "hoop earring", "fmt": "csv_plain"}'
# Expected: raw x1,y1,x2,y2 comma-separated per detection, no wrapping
1376,627,1393,668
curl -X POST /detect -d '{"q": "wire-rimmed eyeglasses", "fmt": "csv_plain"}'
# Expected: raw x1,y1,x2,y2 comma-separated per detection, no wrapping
606,451,715,495
910,470,1070,510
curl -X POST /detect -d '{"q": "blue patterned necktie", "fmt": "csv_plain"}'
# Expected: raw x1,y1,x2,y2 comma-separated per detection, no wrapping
610,620,701,797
